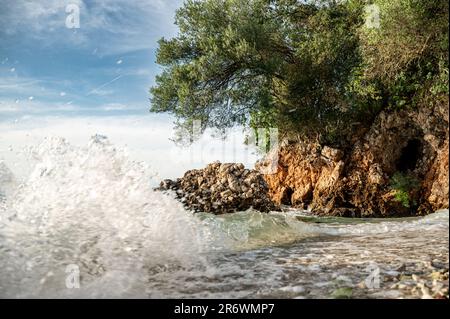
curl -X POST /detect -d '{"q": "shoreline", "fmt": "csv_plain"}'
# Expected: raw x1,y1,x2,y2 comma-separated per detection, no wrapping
160,102,448,218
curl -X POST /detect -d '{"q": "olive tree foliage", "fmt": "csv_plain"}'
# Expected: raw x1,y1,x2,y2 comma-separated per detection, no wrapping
150,0,448,144
150,0,364,142
354,0,449,109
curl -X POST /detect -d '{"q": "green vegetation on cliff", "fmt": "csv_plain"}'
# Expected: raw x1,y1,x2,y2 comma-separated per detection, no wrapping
150,0,448,144
390,172,420,208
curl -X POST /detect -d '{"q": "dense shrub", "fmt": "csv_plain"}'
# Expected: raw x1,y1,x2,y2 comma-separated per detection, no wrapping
150,0,449,144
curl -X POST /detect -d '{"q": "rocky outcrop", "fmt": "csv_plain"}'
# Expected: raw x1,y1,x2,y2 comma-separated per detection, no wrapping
259,101,449,217
157,162,279,214
157,101,447,217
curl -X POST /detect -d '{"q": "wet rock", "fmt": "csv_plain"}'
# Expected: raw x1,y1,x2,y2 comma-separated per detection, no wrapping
330,287,353,299
383,262,449,299
157,162,279,214
160,179,178,190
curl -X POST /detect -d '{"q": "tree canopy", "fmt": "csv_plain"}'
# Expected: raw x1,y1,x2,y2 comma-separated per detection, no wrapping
150,0,449,145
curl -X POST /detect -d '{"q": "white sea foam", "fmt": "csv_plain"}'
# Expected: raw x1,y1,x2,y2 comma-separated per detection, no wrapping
0,136,447,298
0,136,211,297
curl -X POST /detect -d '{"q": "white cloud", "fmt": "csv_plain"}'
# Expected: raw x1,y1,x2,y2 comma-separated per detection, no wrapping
1,0,183,55
0,98,80,114
1,0,79,34
0,115,259,181
126,68,153,77
0,101,20,113
0,71,146,115
88,88,114,96
0,1,185,116
0,74,69,101
99,103,128,111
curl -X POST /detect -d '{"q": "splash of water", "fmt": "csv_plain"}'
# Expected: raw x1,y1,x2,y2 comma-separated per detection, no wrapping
0,136,212,297
0,136,318,297
0,160,15,203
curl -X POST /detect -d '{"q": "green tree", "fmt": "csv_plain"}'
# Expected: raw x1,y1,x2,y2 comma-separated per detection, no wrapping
354,0,449,108
150,0,448,143
150,0,364,141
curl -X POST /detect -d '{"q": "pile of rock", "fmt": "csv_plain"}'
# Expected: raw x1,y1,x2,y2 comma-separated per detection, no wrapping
157,162,279,214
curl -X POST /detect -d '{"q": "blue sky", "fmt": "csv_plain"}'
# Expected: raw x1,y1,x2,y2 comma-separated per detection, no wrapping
0,0,183,119
0,0,261,180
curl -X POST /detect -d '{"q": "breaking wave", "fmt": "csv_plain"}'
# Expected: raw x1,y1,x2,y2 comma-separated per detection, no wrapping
0,136,214,297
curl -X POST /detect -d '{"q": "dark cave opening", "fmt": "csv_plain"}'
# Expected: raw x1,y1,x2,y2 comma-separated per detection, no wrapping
396,139,422,172
281,187,294,205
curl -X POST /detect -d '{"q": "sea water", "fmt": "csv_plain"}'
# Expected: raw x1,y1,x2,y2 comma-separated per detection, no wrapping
0,135,448,298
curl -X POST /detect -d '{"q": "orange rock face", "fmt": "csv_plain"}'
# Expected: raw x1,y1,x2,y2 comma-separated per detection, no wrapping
423,138,449,210
258,102,449,217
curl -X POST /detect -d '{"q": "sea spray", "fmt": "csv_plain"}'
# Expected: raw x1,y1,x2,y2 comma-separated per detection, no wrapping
0,136,318,297
0,136,211,297
0,160,15,203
